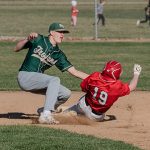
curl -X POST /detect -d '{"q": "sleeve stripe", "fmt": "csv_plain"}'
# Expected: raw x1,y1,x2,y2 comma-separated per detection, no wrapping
61,65,73,72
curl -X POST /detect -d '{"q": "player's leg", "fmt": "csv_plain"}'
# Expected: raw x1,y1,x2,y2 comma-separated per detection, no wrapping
101,14,105,26
64,98,105,121
140,15,148,23
18,71,71,116
136,19,140,26
63,102,83,115
18,71,60,124
148,16,150,25
54,85,71,109
72,16,77,26
97,14,100,24
71,16,73,25
63,95,86,115
37,84,71,114
78,96,105,121
37,75,61,124
18,71,60,110
74,16,77,26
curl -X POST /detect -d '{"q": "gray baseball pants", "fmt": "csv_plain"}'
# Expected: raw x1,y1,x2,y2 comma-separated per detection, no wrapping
64,95,105,121
17,71,71,111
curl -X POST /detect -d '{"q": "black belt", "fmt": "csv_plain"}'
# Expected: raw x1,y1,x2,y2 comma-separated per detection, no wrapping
85,100,102,115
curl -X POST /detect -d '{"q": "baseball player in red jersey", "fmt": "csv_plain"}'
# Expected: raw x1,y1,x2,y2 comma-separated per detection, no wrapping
71,0,79,26
64,60,142,121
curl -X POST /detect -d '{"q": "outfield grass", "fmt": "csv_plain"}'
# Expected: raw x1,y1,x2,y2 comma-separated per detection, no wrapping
0,41,149,91
0,125,141,150
0,0,150,38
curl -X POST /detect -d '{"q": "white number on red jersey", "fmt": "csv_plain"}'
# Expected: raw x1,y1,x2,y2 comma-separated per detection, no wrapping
93,87,108,105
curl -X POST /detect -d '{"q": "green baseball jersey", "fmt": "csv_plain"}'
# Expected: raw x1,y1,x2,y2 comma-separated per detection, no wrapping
19,34,73,73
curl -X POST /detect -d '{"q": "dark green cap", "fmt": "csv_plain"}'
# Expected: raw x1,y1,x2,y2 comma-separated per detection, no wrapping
48,23,69,33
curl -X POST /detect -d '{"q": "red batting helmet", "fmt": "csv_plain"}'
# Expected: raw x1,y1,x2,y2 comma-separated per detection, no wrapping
101,60,122,80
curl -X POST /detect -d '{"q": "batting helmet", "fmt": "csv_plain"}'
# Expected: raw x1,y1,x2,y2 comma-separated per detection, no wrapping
101,60,122,80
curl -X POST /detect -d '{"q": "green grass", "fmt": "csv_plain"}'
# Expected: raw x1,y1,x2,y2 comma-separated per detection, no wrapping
0,41,149,91
0,0,150,38
0,125,141,150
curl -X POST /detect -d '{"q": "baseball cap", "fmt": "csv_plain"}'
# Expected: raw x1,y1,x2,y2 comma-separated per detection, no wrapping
48,23,69,33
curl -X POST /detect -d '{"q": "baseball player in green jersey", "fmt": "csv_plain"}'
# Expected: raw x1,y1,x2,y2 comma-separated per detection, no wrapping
14,22,89,124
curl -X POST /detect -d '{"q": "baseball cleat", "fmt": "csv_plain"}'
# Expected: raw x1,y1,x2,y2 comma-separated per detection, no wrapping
37,107,43,115
38,112,59,124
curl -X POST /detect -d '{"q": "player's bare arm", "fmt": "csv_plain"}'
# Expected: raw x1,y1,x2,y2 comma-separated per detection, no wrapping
14,38,28,52
67,66,89,80
14,32,38,52
129,64,142,91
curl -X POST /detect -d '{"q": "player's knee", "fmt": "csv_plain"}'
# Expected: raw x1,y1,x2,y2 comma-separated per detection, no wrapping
51,77,60,83
64,89,71,99
61,88,71,101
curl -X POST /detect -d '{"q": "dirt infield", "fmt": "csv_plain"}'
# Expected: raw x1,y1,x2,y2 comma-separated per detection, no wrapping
0,91,150,150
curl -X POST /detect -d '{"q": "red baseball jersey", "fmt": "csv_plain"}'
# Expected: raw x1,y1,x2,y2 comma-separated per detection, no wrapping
71,6,79,16
80,72,130,113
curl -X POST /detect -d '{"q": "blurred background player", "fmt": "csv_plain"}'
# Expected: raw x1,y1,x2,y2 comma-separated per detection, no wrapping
93,0,106,26
71,0,79,27
137,4,150,26
64,61,142,122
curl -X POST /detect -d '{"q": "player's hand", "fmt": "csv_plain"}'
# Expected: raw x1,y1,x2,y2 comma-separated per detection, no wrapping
27,32,38,41
133,64,142,75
